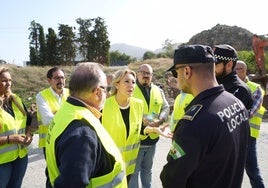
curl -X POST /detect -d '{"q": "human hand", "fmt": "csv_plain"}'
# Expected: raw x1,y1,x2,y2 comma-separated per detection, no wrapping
143,113,159,126
24,132,33,146
143,118,150,126
9,134,27,145
154,123,173,138
148,119,163,127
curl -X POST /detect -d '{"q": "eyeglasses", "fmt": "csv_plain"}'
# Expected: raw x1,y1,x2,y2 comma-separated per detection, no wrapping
235,67,243,71
99,86,108,93
138,71,152,76
171,66,187,78
52,76,65,81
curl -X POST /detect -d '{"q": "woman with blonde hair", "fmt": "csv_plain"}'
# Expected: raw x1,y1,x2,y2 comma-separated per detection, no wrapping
102,68,171,184
0,67,33,187
102,69,144,183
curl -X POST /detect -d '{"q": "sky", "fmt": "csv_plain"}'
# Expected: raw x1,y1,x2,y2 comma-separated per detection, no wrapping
0,0,267,66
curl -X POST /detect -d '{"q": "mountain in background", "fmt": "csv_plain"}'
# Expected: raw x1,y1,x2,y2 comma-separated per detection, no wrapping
110,43,164,60
187,24,254,50
110,24,258,59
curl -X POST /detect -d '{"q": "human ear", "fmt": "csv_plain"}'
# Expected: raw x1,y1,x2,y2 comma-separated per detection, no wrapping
184,67,192,79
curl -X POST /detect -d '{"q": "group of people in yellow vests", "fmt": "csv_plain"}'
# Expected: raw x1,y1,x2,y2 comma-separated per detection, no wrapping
0,43,266,188
38,63,171,187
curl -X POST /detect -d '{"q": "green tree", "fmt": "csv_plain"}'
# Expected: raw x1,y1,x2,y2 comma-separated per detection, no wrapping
0,59,7,64
57,24,76,65
28,20,45,66
156,52,168,58
87,17,110,65
28,47,38,66
38,26,46,66
238,50,268,74
162,38,175,58
76,18,92,61
143,51,156,60
110,50,136,66
28,17,110,66
46,28,59,66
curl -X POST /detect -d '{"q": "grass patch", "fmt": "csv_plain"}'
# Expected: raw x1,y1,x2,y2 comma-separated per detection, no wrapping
2,58,174,109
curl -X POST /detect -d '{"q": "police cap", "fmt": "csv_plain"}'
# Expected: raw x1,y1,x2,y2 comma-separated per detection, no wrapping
213,44,238,64
167,44,215,74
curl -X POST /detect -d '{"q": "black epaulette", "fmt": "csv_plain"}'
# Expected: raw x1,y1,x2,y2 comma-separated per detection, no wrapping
182,104,203,121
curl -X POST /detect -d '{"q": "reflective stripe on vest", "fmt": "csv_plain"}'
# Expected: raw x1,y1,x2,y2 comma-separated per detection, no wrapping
0,129,16,137
118,142,140,153
246,81,266,138
37,88,69,148
0,94,28,164
102,96,143,175
46,101,127,187
0,145,18,155
90,171,125,188
133,84,163,140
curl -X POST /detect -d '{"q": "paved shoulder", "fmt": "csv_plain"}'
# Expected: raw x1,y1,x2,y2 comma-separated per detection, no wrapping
22,135,46,188
23,122,268,188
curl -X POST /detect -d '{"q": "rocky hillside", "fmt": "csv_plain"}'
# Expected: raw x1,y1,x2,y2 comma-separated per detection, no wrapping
111,24,258,58
187,24,254,50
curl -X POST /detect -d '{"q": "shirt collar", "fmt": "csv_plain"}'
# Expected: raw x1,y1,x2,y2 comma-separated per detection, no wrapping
49,87,63,98
68,96,102,119
244,76,249,83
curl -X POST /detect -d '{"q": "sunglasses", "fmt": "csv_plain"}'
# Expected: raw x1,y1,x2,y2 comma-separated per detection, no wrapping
171,66,187,78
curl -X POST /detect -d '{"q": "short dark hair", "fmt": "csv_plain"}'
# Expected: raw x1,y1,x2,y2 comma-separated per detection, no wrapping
47,67,64,79
192,63,215,79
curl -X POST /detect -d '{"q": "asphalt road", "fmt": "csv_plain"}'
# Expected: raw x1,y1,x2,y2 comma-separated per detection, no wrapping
22,122,268,188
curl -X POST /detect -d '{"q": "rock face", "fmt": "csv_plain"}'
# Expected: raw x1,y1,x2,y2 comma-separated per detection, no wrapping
187,24,254,50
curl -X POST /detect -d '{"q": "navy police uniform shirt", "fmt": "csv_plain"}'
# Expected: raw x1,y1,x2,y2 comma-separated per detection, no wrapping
217,71,253,111
160,85,250,188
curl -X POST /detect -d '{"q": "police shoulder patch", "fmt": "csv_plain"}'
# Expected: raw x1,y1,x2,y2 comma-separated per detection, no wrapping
168,140,185,160
182,104,203,121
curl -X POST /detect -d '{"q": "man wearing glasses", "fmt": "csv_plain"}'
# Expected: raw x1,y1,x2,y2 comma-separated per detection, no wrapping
129,64,169,188
235,60,265,188
36,67,69,186
45,63,127,187
160,44,249,187
36,67,69,149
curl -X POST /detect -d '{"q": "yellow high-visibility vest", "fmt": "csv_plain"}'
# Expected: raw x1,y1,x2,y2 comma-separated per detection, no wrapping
247,81,266,138
0,94,28,164
133,84,163,140
37,88,69,148
102,96,143,175
45,101,127,187
170,92,193,132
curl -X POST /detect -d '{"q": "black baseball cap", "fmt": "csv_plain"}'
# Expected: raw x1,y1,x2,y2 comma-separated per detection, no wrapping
167,44,215,77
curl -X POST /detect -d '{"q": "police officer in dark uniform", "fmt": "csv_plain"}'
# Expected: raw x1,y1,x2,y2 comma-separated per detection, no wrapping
160,44,250,188
214,44,253,111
